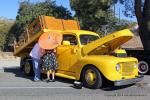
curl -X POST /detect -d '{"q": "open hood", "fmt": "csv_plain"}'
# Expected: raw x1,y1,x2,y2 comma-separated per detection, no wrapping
82,29,134,56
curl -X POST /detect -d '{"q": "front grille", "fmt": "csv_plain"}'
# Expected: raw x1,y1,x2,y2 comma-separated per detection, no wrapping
121,62,135,76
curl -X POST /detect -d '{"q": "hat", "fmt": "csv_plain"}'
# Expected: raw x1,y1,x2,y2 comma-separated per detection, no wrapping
38,31,62,49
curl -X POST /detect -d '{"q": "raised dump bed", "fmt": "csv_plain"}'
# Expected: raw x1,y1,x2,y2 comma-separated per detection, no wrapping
13,16,80,57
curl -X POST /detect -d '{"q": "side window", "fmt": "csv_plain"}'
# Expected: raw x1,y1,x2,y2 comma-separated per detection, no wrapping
63,35,77,45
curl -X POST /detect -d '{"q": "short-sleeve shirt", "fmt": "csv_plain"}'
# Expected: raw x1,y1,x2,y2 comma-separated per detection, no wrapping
29,43,45,60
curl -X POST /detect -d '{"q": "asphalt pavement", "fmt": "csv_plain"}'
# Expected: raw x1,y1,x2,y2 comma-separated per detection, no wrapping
0,58,150,100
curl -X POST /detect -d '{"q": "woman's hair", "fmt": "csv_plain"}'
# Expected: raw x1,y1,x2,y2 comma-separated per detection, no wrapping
45,49,54,52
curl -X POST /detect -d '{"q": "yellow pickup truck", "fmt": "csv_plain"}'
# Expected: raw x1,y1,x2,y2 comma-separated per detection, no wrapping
13,16,143,89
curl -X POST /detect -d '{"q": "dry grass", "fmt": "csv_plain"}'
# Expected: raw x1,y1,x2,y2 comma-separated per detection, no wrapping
0,52,17,59
122,36,143,49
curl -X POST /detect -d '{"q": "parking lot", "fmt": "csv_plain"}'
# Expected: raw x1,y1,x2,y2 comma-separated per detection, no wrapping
0,58,150,100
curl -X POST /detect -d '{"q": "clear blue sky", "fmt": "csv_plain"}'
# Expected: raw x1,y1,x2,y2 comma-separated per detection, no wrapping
0,0,19,19
0,0,136,22
0,0,73,19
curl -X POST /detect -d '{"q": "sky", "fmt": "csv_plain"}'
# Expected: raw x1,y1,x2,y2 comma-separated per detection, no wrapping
0,0,73,19
0,0,136,22
115,3,137,22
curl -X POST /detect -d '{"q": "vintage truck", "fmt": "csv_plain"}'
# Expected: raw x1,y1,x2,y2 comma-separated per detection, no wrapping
13,16,143,89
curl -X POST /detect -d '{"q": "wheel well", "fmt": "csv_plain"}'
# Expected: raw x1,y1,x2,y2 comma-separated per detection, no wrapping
20,57,32,70
21,56,31,62
80,64,104,81
20,57,32,66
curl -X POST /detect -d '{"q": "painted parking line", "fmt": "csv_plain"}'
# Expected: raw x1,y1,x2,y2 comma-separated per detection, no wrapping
0,86,72,89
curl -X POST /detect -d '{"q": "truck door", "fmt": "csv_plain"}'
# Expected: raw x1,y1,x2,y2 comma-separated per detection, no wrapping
56,34,78,76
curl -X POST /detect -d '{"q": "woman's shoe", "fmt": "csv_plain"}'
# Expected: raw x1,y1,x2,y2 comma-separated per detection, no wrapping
43,78,50,82
51,79,55,82
47,79,52,83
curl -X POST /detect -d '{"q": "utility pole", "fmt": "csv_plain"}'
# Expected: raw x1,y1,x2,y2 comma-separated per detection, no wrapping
114,4,116,18
119,8,120,22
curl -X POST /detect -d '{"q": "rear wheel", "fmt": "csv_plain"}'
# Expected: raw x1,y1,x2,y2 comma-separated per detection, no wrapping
82,65,103,89
23,59,34,76
138,61,149,74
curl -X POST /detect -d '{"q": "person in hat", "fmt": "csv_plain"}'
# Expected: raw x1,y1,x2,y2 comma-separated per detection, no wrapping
29,42,45,82
41,49,58,82
38,31,62,82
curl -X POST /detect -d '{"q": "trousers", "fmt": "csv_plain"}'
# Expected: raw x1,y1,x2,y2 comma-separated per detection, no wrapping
31,57,41,81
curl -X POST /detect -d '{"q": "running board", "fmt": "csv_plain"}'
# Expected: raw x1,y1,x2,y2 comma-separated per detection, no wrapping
55,73,76,80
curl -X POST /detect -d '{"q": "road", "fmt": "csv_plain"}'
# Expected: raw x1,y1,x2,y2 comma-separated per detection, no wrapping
0,59,150,100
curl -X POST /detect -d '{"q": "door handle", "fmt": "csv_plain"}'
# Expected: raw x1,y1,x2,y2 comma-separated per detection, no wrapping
73,48,78,53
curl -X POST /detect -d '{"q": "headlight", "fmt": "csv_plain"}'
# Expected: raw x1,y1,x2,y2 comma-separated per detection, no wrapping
116,64,121,71
134,63,137,68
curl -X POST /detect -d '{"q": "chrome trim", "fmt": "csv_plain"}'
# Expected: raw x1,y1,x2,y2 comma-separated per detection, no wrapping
114,75,144,86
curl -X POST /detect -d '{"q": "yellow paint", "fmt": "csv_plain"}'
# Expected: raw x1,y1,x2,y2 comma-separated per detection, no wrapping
55,29,138,81
85,69,97,85
114,49,127,54
15,28,139,84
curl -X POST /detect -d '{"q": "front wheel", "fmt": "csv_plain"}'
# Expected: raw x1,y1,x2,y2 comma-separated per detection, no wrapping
138,61,149,74
82,65,103,89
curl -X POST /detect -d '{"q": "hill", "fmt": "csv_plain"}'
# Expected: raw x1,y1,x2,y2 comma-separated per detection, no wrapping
0,17,14,51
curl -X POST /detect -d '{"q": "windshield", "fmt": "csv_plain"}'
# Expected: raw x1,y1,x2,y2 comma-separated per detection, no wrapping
80,35,99,45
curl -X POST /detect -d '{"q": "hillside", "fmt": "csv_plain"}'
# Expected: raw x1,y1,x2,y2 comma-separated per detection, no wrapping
0,17,14,51
0,17,14,23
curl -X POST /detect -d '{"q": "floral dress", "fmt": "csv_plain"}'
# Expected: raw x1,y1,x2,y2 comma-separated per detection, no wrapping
41,52,58,71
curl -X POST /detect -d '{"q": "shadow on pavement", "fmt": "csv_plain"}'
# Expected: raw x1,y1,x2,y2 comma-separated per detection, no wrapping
3,67,136,90
3,67,33,81
41,73,74,85
3,67,75,85
101,84,134,91
143,73,150,75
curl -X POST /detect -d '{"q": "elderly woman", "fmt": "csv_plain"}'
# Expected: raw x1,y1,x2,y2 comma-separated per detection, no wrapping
41,49,58,82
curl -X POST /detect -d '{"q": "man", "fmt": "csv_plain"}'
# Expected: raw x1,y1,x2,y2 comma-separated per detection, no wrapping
30,43,45,81
70,36,77,45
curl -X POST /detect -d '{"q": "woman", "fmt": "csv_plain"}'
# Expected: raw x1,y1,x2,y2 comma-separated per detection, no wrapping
41,49,58,82
38,31,62,82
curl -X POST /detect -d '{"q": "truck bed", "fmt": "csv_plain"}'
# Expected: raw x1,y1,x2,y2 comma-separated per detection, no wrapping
13,16,80,57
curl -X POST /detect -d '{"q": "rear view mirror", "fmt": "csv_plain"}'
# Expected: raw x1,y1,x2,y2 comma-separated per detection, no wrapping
62,41,70,45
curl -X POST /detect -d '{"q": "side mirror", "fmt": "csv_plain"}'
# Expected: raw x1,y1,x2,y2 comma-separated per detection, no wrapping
62,41,70,45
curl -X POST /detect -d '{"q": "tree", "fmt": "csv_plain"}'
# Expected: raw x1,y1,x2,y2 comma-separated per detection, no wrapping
114,0,150,50
70,0,132,36
0,19,14,51
5,0,72,51
15,0,72,39
70,0,115,35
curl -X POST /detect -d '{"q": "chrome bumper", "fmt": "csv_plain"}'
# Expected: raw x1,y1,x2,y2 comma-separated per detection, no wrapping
114,75,144,86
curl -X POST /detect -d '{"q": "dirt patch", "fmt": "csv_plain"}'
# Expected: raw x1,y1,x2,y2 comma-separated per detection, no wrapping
122,36,143,49
0,52,18,59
